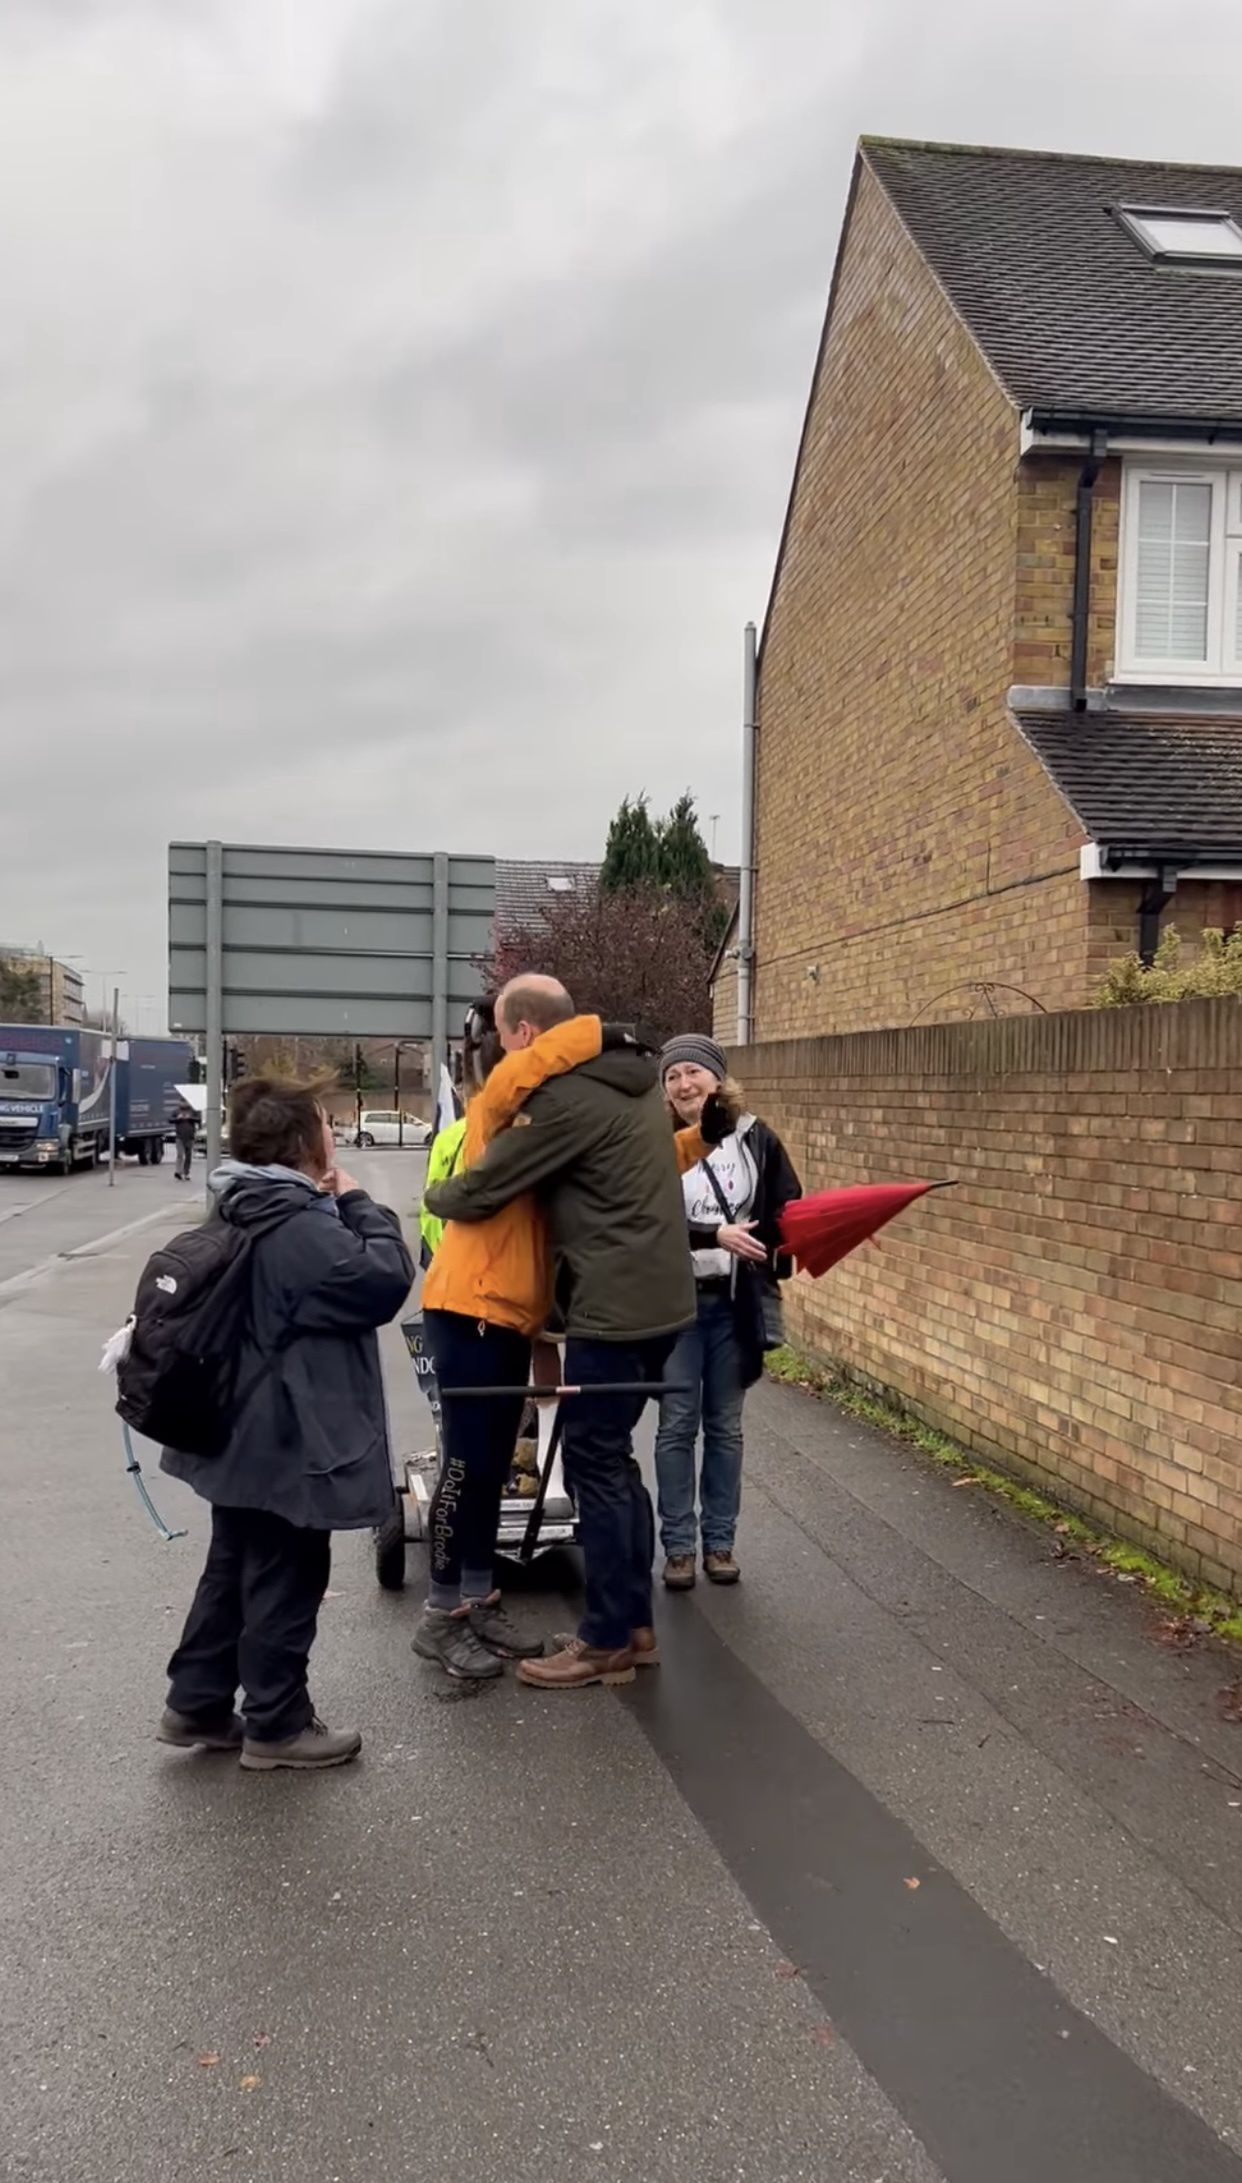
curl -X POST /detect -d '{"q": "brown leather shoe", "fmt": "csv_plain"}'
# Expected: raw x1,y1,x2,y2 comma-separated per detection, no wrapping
518,1639,635,1689
549,1627,659,1668
662,1555,696,1591
704,1550,740,1585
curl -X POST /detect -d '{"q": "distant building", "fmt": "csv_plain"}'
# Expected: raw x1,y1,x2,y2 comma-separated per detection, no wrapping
494,859,739,955
0,946,84,1025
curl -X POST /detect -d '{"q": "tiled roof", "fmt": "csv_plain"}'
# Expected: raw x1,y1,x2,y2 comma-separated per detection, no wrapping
864,139,1242,424
1011,706,1242,857
493,860,599,938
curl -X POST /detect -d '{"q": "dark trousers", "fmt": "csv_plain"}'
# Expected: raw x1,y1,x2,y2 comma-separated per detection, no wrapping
423,1310,530,1607
562,1334,674,1651
174,1136,194,1179
166,1505,331,1743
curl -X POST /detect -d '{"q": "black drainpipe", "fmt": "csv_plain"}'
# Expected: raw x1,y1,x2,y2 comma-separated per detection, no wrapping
1070,428,1108,712
1138,864,1177,965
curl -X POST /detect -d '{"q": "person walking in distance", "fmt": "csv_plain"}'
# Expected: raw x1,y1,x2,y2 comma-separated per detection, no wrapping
425,978,700,1691
411,991,605,1682
171,1100,197,1182
655,1035,801,1590
159,1075,414,1770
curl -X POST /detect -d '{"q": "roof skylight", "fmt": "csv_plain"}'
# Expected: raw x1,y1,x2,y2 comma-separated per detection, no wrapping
1118,203,1242,266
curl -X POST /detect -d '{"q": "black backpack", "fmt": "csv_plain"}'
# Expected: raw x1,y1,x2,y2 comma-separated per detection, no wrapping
116,1219,259,1458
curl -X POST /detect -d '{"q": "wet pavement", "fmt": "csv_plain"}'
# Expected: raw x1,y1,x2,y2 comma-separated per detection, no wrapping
3,1147,1242,2182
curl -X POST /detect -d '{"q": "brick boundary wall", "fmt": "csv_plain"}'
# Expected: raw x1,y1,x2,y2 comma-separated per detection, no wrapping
733,999,1242,1592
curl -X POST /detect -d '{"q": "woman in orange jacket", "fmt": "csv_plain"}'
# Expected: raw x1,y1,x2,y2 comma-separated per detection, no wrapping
412,994,604,1682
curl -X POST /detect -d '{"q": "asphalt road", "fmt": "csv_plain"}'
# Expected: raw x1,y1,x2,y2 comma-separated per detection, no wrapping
3,1147,1242,2183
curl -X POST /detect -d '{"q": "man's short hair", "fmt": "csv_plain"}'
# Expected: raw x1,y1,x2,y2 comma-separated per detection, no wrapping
497,978,575,1035
229,1074,329,1172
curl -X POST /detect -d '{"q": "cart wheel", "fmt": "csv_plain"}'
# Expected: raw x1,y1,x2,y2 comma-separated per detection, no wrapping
374,1498,407,1589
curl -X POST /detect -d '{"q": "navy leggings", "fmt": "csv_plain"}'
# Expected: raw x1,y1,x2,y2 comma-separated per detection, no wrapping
423,1310,530,1607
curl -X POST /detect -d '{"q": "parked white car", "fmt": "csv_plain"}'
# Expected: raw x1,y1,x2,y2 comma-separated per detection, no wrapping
354,1109,432,1148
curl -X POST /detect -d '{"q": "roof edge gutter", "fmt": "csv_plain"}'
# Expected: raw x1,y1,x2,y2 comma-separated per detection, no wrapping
1022,407,1242,454
1081,843,1242,881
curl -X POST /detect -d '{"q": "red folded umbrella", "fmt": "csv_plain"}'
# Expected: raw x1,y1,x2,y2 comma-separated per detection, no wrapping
779,1181,951,1278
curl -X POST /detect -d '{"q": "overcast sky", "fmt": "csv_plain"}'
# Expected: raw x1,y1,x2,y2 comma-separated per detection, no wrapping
1,0,1239,1027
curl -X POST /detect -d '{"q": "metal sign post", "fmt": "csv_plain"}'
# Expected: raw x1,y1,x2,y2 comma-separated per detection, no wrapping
107,987,119,1188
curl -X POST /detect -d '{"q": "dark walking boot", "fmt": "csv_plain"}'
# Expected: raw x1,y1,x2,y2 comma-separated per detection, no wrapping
662,1555,696,1591
239,1717,362,1771
466,1594,544,1659
412,1607,503,1680
704,1550,740,1585
157,1707,244,1751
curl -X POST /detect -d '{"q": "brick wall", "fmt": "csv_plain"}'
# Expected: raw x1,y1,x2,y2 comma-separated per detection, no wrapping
735,998,1242,1592
712,952,739,1044
753,160,1088,1040
1087,882,1242,992
1013,455,1121,689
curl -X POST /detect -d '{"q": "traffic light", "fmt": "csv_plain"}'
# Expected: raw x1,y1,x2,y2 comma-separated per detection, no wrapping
187,1052,204,1085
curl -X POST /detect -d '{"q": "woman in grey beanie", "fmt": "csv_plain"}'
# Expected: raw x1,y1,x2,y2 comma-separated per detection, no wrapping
655,1034,801,1588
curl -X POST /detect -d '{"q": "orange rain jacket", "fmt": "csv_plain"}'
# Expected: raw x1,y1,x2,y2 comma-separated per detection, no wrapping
420,1016,708,1337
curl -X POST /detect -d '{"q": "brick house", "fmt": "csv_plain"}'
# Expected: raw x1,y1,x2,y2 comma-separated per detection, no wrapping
736,139,1242,1040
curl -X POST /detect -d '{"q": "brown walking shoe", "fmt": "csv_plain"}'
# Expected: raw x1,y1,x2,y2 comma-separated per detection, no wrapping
704,1550,740,1585
662,1555,696,1591
518,1638,635,1689
548,1627,659,1668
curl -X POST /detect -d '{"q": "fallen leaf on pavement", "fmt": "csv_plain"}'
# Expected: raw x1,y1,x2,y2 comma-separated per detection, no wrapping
197,2053,221,2069
952,1477,977,1488
253,2033,272,2050
811,2024,836,2048
903,1877,921,1891
1153,1618,1198,1651
775,1962,804,1980
239,2074,262,2092
1215,1683,1242,1723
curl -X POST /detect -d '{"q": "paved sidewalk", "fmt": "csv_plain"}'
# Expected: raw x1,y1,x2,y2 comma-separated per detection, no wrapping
2,1165,1241,2183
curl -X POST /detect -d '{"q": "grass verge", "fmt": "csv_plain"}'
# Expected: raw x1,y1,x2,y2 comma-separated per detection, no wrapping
764,1344,1242,1648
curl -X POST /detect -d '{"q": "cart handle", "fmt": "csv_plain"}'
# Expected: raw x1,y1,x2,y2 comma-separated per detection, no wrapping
438,1382,693,1399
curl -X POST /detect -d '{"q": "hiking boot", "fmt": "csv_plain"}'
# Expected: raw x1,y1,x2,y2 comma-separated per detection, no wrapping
467,1595,545,1659
704,1549,740,1585
549,1627,659,1668
518,1638,635,1690
239,1718,362,1771
157,1707,244,1752
662,1555,696,1591
412,1606,503,1681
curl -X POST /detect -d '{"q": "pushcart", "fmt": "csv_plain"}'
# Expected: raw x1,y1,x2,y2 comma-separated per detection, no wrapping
373,1313,580,1589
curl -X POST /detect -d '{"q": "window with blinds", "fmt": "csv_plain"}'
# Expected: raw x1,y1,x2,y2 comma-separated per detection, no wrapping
1118,464,1242,683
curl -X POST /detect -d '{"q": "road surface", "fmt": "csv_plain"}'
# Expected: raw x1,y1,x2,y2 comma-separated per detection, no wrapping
3,1146,1242,2183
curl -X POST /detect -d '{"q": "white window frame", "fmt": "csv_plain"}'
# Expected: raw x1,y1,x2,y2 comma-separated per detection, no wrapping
1116,459,1242,686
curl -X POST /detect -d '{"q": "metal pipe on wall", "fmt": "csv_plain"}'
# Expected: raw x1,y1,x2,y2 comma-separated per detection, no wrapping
204,839,224,1188
736,620,758,1047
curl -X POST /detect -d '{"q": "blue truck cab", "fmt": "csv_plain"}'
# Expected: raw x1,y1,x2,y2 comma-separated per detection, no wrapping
0,1026,193,1174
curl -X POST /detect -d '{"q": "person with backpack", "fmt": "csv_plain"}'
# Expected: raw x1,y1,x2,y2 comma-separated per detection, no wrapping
143,1075,414,1770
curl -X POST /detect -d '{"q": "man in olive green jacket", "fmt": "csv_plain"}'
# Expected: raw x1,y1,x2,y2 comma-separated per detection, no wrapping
425,979,695,1691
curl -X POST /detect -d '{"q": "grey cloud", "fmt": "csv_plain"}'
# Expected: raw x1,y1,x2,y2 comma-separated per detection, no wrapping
1,0,1240,1016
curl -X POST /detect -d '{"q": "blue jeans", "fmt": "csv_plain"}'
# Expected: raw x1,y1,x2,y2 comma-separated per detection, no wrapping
561,1334,673,1650
654,1289,746,1557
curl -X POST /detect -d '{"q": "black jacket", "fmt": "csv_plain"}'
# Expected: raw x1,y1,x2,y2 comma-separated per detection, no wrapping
687,1110,802,1387
172,1108,197,1145
161,1176,414,1529
425,1048,696,1344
